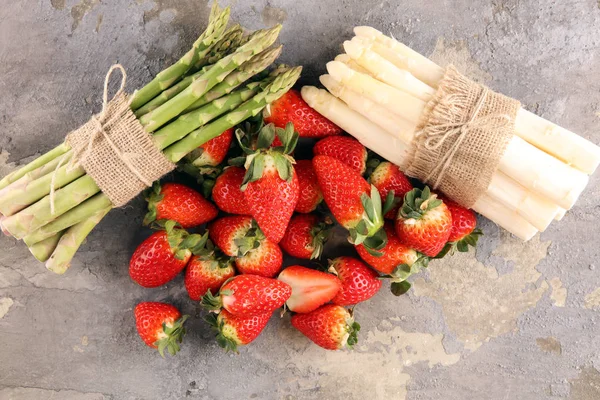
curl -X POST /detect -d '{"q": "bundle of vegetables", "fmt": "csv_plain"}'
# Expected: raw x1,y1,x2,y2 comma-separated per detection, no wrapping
0,2,301,272
301,26,600,241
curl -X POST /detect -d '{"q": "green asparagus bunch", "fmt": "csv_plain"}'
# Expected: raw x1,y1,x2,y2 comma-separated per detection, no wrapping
0,2,301,274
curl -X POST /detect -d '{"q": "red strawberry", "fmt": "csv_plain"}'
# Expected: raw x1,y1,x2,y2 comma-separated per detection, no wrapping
184,241,236,301
206,309,271,352
312,155,385,246
202,274,292,316
241,124,300,243
370,162,413,219
356,223,428,296
437,199,482,257
395,187,452,257
279,214,331,259
209,216,256,257
314,136,368,175
294,160,323,213
235,239,283,278
264,89,342,138
329,256,382,306
144,182,218,228
291,304,360,350
189,128,233,167
278,266,341,313
129,223,208,288
212,167,249,215
134,302,189,356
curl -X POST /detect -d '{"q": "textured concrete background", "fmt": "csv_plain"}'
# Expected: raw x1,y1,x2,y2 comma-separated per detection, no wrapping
1,0,600,399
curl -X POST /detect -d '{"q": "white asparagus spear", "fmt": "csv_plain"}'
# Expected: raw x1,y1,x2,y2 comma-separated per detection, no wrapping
342,44,590,209
514,109,600,174
486,172,560,232
322,70,565,229
326,60,425,125
319,74,416,145
472,194,538,241
499,136,589,210
554,208,566,221
300,86,409,165
356,26,600,174
334,54,374,77
354,26,445,87
343,39,435,101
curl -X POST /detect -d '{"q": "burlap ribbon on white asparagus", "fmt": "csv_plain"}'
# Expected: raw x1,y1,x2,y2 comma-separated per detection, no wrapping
51,65,175,211
403,65,521,208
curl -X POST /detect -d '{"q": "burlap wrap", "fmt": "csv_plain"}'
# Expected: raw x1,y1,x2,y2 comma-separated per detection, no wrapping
64,65,175,207
402,65,521,208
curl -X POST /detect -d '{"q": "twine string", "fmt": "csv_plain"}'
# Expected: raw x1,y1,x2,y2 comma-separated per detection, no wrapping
49,64,150,215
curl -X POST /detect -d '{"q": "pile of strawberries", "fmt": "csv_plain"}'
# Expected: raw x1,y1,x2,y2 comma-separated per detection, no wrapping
130,89,482,356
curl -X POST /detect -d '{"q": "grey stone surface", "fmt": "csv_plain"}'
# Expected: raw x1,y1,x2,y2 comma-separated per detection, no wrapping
1,1,600,399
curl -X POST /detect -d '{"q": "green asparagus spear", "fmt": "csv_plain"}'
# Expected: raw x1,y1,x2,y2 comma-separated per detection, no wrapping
193,24,244,70
152,82,262,150
164,66,302,162
28,232,64,262
0,143,71,191
0,151,72,201
22,194,113,246
139,24,282,132
129,3,231,110
184,45,283,113
46,207,111,274
1,175,101,239
0,163,85,216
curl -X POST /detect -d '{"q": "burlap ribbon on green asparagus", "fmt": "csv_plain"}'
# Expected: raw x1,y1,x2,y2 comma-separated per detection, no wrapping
61,65,175,208
403,65,521,208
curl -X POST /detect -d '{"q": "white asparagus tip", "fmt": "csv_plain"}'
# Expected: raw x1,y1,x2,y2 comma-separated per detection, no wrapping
353,26,382,39
554,208,567,221
326,61,353,82
343,40,364,60
300,86,325,109
334,54,351,63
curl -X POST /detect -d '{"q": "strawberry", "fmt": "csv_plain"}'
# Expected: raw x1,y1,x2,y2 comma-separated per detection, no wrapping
436,199,482,257
143,182,218,228
279,214,331,259
278,266,341,313
264,89,342,138
189,128,233,167
291,304,360,350
129,222,208,288
356,223,428,296
240,123,300,243
209,216,256,257
212,167,249,215
395,187,452,257
314,136,368,175
294,160,323,213
206,309,271,352
134,302,189,357
184,241,236,301
370,162,413,220
202,274,292,316
329,256,382,306
235,239,283,278
312,155,386,246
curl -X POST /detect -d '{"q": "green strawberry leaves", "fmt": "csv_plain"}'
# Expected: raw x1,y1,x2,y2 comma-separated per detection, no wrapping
435,228,483,258
346,321,361,348
390,281,412,296
154,315,189,357
400,186,442,220
156,220,209,260
309,219,333,259
205,313,240,353
381,254,430,296
143,181,165,226
349,185,386,247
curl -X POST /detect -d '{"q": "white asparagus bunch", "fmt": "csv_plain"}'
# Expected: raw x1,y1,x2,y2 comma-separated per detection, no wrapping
301,26,600,240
